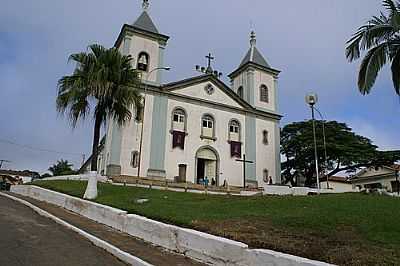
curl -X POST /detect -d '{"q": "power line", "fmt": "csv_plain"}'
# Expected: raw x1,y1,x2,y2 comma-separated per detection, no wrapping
0,138,83,157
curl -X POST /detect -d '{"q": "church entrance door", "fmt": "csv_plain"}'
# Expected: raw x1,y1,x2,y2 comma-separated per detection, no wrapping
197,159,206,182
196,147,219,186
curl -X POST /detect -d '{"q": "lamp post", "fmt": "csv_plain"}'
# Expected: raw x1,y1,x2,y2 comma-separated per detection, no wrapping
313,107,329,189
137,67,171,178
305,93,320,193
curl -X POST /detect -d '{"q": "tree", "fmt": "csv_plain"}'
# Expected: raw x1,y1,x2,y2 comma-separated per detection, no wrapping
346,0,400,95
41,173,52,179
57,44,142,171
281,120,400,186
48,160,76,176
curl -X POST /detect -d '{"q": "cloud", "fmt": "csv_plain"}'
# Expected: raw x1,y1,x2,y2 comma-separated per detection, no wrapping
347,118,400,151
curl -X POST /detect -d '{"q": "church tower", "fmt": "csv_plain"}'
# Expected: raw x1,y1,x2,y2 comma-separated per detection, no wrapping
228,32,282,186
114,0,169,84
228,31,280,112
105,1,169,177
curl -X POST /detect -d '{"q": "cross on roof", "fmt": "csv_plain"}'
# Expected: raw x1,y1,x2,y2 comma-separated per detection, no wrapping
206,53,214,69
195,52,222,78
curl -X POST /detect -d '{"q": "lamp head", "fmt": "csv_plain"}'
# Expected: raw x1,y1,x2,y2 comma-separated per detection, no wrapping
305,93,318,106
163,67,171,71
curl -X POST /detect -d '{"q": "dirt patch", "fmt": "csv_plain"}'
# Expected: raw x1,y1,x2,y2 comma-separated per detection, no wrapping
192,218,399,266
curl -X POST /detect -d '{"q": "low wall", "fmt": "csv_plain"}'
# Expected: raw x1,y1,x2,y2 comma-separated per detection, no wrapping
11,185,334,266
11,185,126,231
264,185,335,196
42,174,108,182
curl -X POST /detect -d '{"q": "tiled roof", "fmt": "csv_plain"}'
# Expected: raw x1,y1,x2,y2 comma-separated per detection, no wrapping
239,46,270,69
320,176,351,183
132,11,159,34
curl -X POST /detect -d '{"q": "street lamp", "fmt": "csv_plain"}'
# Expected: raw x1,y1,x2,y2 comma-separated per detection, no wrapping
137,67,171,178
305,93,320,192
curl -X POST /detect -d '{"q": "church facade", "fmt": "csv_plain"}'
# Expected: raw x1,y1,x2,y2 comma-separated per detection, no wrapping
97,3,282,187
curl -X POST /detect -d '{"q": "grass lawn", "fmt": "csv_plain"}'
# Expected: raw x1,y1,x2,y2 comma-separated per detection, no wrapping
32,180,400,266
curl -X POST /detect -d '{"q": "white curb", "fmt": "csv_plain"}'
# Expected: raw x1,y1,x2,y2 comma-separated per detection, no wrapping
0,192,153,266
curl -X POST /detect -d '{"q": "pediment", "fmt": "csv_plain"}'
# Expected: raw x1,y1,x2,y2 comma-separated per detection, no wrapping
162,75,251,110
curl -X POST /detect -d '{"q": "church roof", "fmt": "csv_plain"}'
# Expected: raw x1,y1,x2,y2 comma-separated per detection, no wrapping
132,11,159,35
239,46,270,68
229,31,280,79
114,10,169,48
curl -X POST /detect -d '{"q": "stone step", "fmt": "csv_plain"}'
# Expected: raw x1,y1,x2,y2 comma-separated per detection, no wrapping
113,175,245,194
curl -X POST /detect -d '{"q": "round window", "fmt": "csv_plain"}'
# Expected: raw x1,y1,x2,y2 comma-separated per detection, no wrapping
204,84,215,95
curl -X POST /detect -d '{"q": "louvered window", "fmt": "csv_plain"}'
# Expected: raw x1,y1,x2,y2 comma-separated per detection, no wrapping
260,85,269,103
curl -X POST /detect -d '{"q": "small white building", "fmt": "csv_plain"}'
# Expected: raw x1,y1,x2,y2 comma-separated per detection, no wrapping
98,2,282,188
320,176,357,193
351,165,400,192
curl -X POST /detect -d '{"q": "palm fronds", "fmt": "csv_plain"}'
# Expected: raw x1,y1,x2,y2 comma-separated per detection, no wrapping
57,44,142,170
346,0,400,95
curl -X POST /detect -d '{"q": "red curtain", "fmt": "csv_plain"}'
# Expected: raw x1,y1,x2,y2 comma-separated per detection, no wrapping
230,141,242,158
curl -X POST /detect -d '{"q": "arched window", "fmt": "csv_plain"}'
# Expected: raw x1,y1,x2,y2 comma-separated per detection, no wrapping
137,52,149,72
131,151,139,168
228,120,241,142
201,114,215,139
237,86,244,99
262,130,269,145
260,85,269,103
172,108,186,132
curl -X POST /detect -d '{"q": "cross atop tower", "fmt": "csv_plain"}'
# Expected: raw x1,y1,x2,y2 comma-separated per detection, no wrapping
250,30,257,47
142,0,149,10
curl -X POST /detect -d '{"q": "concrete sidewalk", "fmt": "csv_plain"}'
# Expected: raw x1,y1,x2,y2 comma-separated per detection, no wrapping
0,195,127,266
6,192,205,266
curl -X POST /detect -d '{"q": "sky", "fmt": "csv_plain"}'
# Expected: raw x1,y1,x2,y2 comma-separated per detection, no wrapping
0,0,399,173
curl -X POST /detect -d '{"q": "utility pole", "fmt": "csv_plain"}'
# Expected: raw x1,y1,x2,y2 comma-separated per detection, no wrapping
314,107,329,189
0,160,11,169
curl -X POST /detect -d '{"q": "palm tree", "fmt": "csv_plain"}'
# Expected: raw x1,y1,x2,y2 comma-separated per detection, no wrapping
57,44,142,172
346,0,400,95
48,159,75,176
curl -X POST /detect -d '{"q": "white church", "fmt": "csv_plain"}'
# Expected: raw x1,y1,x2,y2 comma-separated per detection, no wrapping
95,1,283,188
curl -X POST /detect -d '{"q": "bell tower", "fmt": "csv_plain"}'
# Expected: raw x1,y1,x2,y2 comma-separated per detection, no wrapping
114,0,169,84
228,31,280,112
106,1,170,177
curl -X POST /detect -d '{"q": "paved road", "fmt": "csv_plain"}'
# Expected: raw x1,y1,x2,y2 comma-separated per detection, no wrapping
9,193,204,266
0,196,127,266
